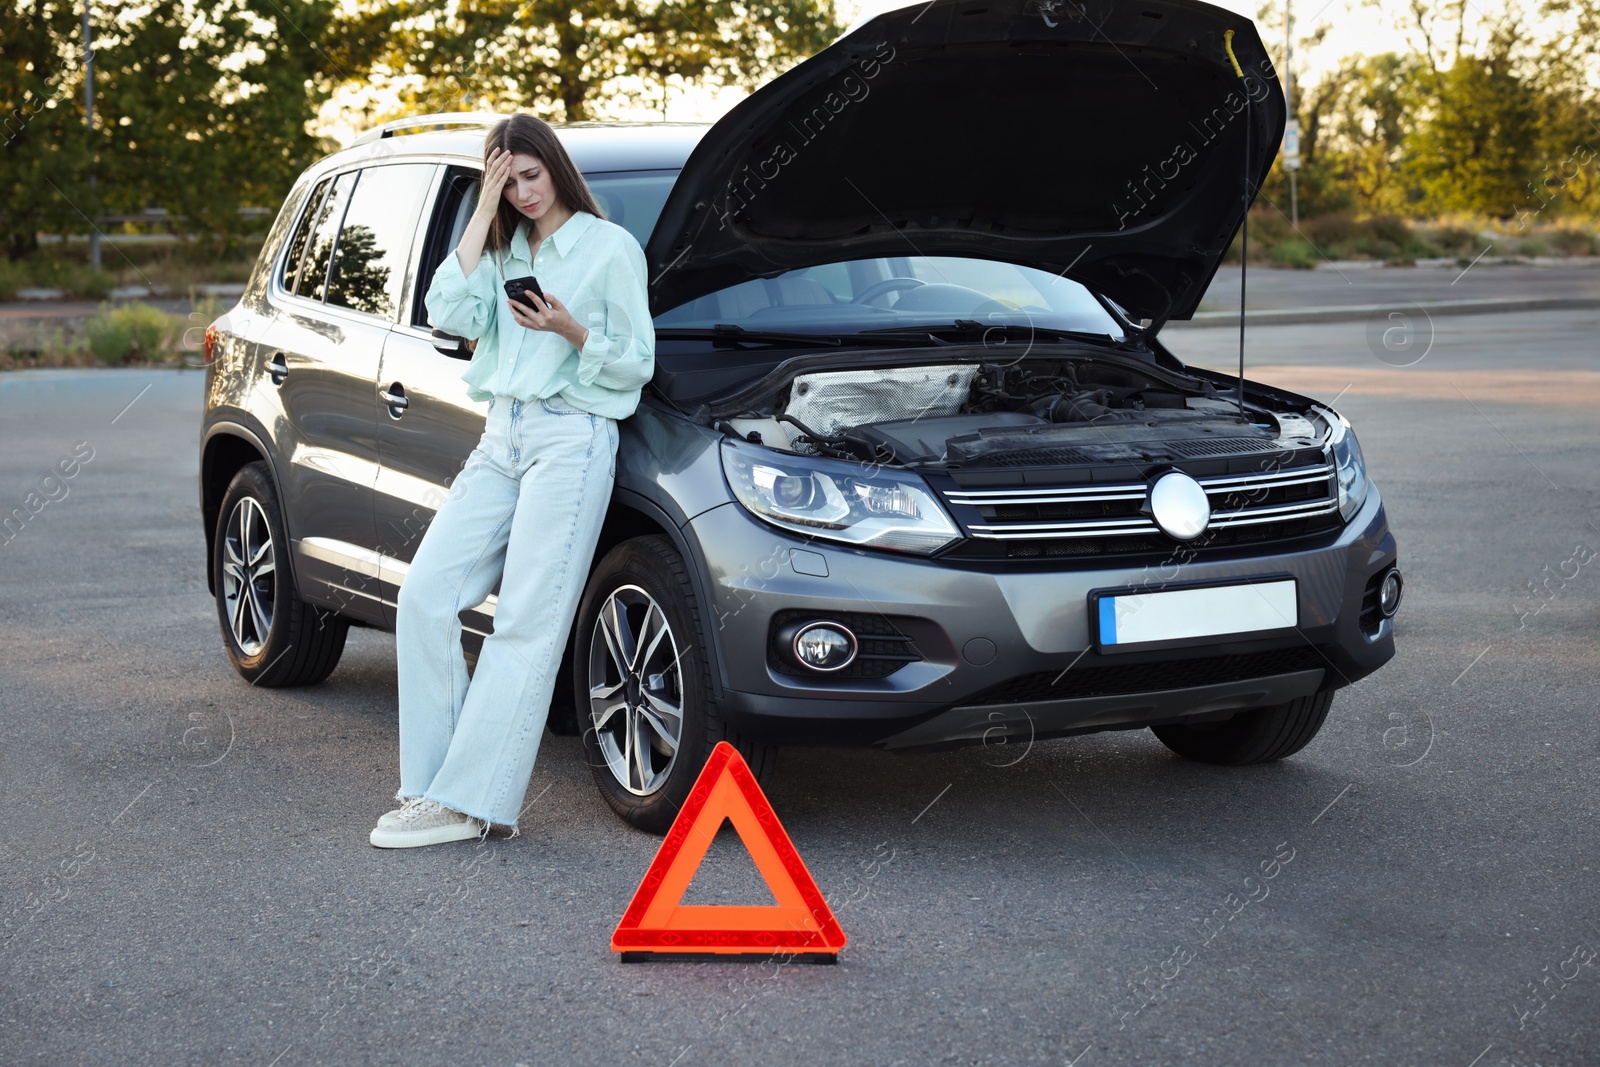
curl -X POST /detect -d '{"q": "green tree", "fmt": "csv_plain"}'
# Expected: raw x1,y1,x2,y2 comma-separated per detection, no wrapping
87,0,345,252
3,0,365,260
1404,28,1542,217
1,0,96,259
349,0,843,124
1319,53,1422,216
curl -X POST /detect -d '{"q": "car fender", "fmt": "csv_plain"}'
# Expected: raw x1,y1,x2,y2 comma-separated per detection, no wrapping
200,413,302,599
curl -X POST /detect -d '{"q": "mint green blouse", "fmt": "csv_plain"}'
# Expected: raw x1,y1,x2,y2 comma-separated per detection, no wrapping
422,209,656,419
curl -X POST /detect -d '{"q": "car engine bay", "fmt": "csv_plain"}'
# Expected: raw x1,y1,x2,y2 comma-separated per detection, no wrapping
719,359,1329,468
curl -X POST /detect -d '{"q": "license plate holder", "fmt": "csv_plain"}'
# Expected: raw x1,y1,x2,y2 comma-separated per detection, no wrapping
1090,576,1299,655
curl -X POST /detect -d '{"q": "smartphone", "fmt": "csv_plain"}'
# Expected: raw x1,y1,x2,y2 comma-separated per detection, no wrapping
504,275,545,309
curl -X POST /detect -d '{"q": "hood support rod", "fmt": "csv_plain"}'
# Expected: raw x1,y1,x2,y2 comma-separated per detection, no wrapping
1225,29,1249,425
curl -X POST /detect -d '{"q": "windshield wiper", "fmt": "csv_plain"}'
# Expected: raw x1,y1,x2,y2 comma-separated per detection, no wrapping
657,324,938,348
853,320,1133,347
656,325,843,348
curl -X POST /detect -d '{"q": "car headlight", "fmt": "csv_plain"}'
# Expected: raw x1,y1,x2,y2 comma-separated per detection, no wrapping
1326,411,1369,520
720,438,961,554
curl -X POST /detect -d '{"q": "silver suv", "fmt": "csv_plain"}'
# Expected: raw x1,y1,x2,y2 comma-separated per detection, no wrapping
199,0,1401,830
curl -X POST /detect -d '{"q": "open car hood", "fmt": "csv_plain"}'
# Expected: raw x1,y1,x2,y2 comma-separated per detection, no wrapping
644,0,1285,329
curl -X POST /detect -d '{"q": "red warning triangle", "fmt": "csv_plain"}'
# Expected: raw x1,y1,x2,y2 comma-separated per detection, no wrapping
612,742,846,957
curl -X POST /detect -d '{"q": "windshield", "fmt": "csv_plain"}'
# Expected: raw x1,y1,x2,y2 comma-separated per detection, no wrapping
583,171,1126,340
585,170,675,253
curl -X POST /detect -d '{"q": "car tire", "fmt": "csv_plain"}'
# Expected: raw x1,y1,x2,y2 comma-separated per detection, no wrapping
574,534,776,833
213,461,348,687
1151,689,1334,765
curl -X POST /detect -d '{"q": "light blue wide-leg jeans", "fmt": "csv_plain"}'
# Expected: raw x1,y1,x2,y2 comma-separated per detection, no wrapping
393,393,618,828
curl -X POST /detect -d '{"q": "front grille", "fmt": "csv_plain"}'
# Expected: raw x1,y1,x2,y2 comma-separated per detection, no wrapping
939,461,1342,561
952,515,1341,560
960,647,1328,706
768,609,923,680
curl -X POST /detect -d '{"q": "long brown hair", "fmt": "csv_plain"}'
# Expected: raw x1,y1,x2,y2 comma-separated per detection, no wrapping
481,114,606,254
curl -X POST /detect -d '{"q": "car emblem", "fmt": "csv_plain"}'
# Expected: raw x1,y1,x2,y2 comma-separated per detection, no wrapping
1146,471,1211,541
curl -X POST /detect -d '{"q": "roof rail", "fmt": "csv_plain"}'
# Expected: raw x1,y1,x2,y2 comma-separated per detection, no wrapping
349,112,504,147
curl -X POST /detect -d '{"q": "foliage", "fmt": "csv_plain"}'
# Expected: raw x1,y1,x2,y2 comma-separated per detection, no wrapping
0,0,97,260
86,0,341,254
2,0,842,265
0,257,26,301
3,0,341,260
1221,208,1594,265
352,0,843,124
1266,238,1320,269
1249,0,1600,223
84,302,173,364
1404,30,1542,216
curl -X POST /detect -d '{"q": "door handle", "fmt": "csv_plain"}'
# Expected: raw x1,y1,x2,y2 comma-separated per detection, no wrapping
380,382,409,418
265,352,288,385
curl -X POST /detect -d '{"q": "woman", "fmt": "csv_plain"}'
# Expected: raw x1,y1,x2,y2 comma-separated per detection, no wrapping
370,113,655,848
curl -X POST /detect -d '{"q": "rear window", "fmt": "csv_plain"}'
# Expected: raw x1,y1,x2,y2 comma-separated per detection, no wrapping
278,177,331,295
297,171,358,303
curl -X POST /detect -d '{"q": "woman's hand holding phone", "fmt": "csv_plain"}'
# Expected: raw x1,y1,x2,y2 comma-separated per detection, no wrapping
507,286,586,349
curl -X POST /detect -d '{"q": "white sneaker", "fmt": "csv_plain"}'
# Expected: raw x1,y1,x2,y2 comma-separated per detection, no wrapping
369,796,484,848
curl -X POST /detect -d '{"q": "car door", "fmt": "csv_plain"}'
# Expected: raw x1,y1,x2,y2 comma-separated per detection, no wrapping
373,164,498,633
264,161,435,624
260,168,383,624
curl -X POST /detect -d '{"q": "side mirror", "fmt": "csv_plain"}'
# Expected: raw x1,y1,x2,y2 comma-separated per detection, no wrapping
430,328,473,360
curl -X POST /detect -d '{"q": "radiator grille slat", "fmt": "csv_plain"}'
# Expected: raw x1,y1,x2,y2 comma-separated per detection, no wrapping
940,462,1343,560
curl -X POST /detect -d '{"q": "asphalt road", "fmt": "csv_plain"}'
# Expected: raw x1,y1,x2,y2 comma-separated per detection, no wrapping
1194,261,1600,313
1,307,1597,1066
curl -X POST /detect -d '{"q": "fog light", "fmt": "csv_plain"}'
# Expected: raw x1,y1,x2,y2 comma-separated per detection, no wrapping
1379,568,1403,617
792,623,857,672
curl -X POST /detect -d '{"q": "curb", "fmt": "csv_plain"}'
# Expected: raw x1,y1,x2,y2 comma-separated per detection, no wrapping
8,283,246,303
1173,296,1600,329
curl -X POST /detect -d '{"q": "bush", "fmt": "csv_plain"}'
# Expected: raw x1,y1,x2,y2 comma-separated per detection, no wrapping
85,302,173,365
70,266,115,300
1366,215,1412,247
1517,237,1549,257
1267,239,1320,269
1301,213,1360,249
1348,235,1402,260
0,259,27,302
1546,228,1597,256
1421,226,1480,257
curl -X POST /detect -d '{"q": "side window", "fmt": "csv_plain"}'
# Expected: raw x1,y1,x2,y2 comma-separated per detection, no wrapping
412,169,485,331
278,177,331,295
297,171,358,303
325,163,436,320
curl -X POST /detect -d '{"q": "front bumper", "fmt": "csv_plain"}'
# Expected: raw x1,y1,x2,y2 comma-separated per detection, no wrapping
683,483,1398,749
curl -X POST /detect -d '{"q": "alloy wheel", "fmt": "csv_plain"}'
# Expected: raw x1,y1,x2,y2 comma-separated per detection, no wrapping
587,584,685,796
221,496,276,657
